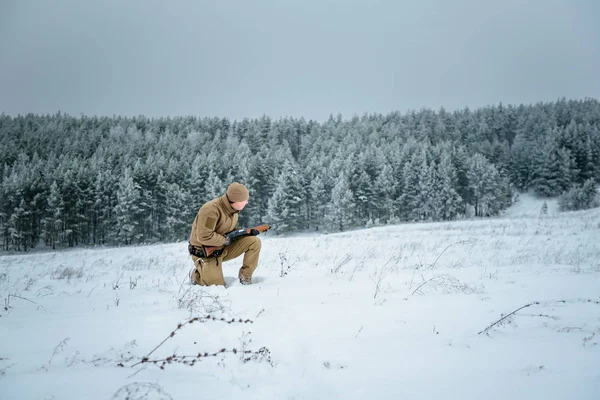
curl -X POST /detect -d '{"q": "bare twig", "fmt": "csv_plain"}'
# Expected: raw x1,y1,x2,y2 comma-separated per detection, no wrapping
6,294,48,312
411,274,481,296
427,240,473,270
478,302,539,335
411,276,439,296
370,267,386,299
331,253,353,274
45,338,70,371
87,284,99,298
112,382,172,400
0,360,16,378
175,287,231,314
9,294,38,306
370,254,402,299
278,251,298,277
429,243,455,269
478,298,600,336
348,260,363,281
131,315,253,368
129,276,138,290
355,326,363,339
130,346,273,370
112,270,125,290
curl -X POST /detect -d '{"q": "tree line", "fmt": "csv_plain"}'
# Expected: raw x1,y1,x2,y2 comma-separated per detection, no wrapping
1,98,599,251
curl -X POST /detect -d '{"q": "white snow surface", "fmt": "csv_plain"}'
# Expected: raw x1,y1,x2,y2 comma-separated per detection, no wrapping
1,193,600,399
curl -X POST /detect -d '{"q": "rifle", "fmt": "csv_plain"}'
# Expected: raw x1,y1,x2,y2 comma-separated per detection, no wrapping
202,223,270,257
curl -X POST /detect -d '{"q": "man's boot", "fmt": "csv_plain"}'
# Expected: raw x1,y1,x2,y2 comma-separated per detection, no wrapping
189,268,200,285
239,273,252,285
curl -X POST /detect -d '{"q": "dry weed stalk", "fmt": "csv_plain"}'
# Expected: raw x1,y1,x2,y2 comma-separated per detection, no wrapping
123,315,272,372
478,298,600,336
411,274,482,296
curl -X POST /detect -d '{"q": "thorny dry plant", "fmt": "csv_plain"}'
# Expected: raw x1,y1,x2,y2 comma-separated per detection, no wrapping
123,315,273,375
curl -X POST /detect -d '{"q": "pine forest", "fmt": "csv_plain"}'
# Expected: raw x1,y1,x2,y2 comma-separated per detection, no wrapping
1,98,599,251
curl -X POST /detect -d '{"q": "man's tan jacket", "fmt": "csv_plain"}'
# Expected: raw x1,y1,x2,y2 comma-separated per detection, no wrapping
189,195,239,248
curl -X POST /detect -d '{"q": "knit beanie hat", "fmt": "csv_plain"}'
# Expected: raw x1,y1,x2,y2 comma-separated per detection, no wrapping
226,182,249,202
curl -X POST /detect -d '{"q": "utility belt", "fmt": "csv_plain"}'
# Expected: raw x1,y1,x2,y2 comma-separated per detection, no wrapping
188,242,223,258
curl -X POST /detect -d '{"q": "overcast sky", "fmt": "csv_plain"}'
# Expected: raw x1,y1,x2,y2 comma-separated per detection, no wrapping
1,0,599,122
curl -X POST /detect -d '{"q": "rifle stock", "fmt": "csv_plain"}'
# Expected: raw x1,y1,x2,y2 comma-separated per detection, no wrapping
203,223,270,257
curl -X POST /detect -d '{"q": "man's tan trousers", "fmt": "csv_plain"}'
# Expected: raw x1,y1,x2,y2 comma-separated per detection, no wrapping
191,236,261,286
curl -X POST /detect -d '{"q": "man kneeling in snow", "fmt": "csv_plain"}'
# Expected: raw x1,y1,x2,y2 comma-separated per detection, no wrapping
188,182,262,286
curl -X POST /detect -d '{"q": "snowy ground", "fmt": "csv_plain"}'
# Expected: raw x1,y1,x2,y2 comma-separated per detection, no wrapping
1,193,599,400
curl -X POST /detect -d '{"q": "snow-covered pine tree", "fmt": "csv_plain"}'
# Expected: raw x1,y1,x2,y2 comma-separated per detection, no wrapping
188,153,208,212
59,168,81,247
8,199,30,251
74,160,96,246
113,169,141,245
591,126,600,180
163,182,189,241
400,147,431,221
266,160,305,233
532,131,578,196
466,153,510,216
372,163,395,223
418,162,437,220
507,131,533,190
435,152,463,220
576,127,597,183
399,158,418,221
349,165,371,225
133,158,155,242
362,145,386,221
247,154,277,221
43,181,64,250
555,146,578,193
324,172,355,232
558,178,599,211
204,169,225,202
308,174,328,231
93,170,116,245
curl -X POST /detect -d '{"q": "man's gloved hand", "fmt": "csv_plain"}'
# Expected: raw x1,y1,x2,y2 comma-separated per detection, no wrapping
250,229,260,236
224,234,232,246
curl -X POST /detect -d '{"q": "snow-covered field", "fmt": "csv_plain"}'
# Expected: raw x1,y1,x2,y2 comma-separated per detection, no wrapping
1,194,599,400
